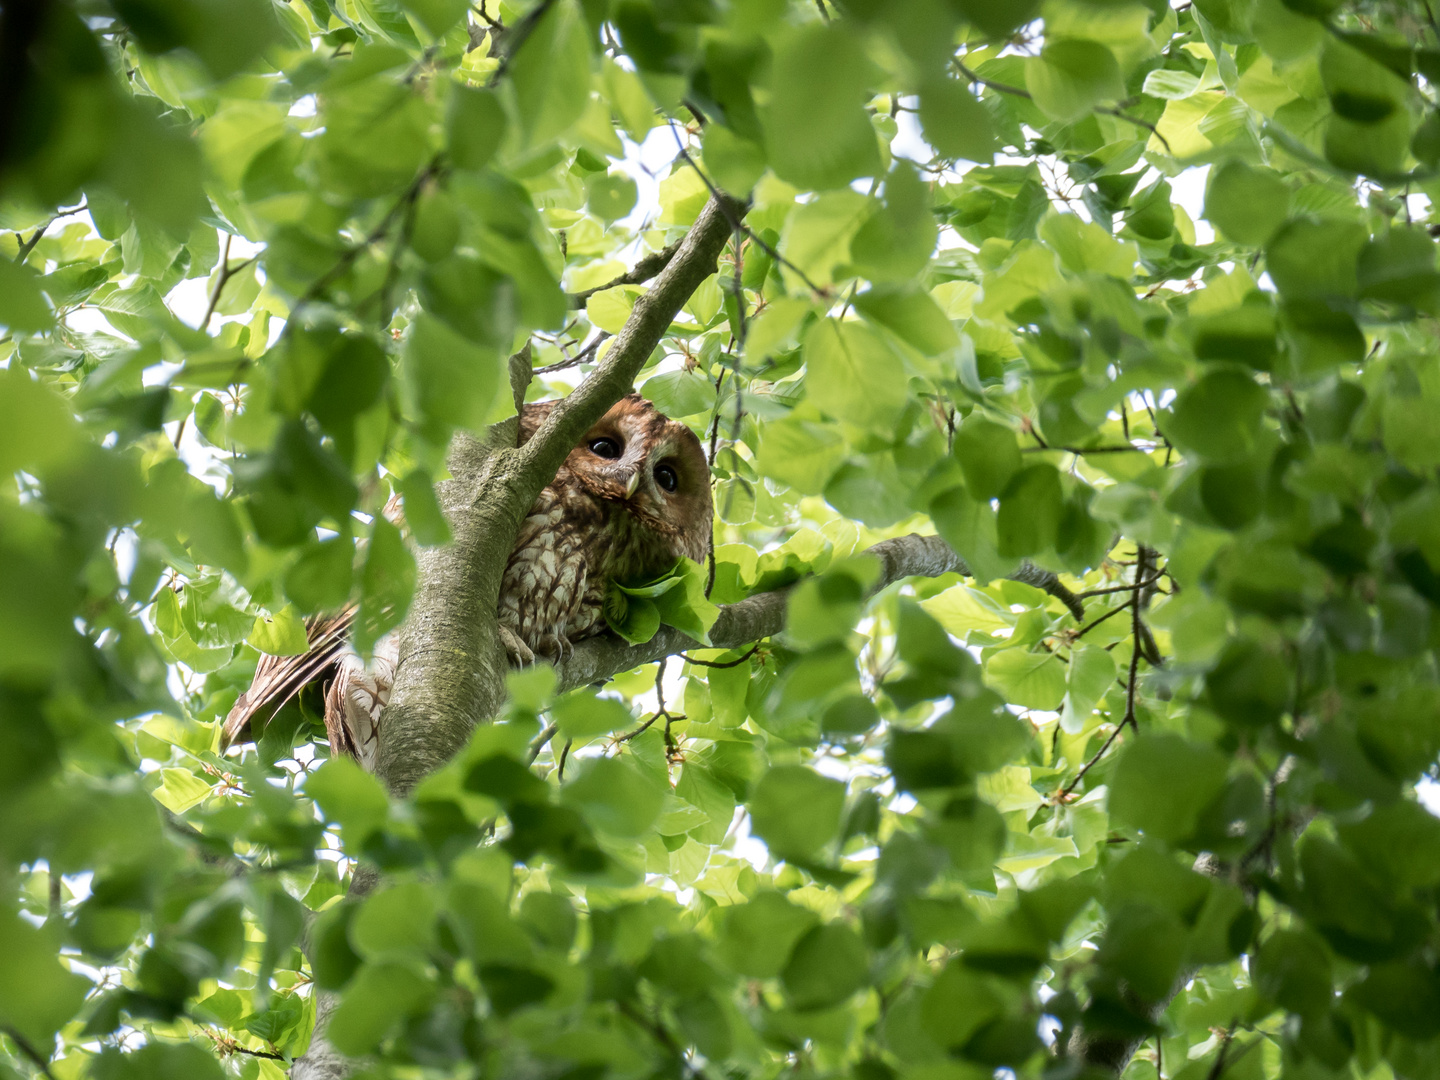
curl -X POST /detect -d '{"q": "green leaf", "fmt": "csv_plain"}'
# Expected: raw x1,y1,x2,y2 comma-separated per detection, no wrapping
1253,929,1333,1015
1204,161,1291,245
0,259,56,333
953,416,1022,501
327,960,432,1055
918,76,996,164
352,882,436,958
749,765,846,861
152,767,214,813
996,464,1064,558
356,516,416,654
0,909,91,1046
401,0,467,36
803,318,910,432
603,583,662,644
404,313,504,432
1061,643,1117,733
306,757,390,847
762,23,882,190
931,485,1016,585
717,892,819,978
920,962,1008,1049
983,649,1067,711
754,416,846,495
552,690,635,739
1164,369,1269,464
1266,217,1367,300
849,162,940,282
1039,213,1137,277
1025,40,1124,122
781,924,868,1009
641,368,715,418
395,469,452,547
247,605,310,656
586,173,639,222
1109,734,1230,844
448,86,508,171
286,534,355,614
562,756,665,837
852,283,960,356
508,0,592,148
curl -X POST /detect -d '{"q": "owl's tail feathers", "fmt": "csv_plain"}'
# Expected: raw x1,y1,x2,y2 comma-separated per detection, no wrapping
220,608,357,753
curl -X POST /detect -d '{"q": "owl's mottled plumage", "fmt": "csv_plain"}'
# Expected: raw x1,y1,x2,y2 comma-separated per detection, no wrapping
222,395,712,770
498,393,712,663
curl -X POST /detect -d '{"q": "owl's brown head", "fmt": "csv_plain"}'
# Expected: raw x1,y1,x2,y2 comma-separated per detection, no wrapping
567,393,712,561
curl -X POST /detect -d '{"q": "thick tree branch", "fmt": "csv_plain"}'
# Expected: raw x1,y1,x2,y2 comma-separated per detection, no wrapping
373,194,738,801
552,534,1081,695
515,193,742,513
297,196,744,1080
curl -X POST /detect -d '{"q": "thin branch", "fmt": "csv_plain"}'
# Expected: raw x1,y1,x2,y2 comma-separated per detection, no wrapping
1,1025,57,1079
952,60,1172,153
1056,719,1130,801
567,241,685,307
666,123,830,298
207,1029,287,1062
1072,597,1133,640
513,193,742,518
681,645,758,669
201,234,261,330
1078,571,1167,599
1022,443,1160,454
286,158,440,333
1204,1027,1235,1080
12,201,87,264
528,722,559,764
532,331,610,375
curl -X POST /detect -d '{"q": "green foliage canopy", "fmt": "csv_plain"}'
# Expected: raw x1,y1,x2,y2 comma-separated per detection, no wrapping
5,1,1440,1079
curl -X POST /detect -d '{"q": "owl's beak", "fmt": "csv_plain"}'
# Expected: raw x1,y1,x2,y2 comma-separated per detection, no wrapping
623,470,641,499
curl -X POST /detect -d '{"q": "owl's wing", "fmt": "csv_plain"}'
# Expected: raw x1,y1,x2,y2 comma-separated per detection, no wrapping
220,608,356,751
323,637,396,771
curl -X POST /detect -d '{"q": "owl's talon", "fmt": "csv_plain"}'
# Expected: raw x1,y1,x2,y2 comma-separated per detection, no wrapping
499,625,535,667
533,633,574,662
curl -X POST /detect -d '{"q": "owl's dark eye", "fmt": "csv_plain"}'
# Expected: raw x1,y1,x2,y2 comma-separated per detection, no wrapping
589,437,621,459
654,464,678,493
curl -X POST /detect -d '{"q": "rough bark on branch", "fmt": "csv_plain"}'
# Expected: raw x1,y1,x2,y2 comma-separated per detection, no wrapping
552,534,1081,694
292,194,740,1080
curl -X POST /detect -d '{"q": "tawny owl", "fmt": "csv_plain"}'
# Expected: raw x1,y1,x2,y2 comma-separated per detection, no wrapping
221,394,713,770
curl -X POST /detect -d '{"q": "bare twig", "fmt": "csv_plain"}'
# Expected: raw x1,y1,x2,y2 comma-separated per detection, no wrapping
1204,1027,1235,1080
666,123,830,297
681,645,758,669
1078,571,1167,599
567,241,685,307
528,722,559,764
201,235,260,330
532,332,610,375
1,1024,57,1079
1055,718,1129,801
207,1029,287,1062
1022,443,1160,454
286,159,440,333
1072,597,1133,639
952,60,1172,153
12,201,87,264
